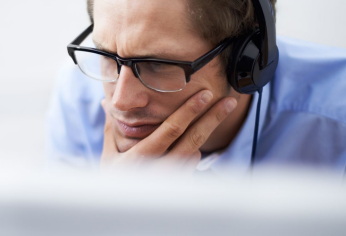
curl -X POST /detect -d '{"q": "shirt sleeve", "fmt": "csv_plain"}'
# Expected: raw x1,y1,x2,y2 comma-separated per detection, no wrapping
46,60,105,167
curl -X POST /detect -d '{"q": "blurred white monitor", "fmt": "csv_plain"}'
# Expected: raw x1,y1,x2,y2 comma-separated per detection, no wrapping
0,166,345,236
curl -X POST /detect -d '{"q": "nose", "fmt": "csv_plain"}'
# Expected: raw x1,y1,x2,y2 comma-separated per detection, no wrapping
112,65,150,112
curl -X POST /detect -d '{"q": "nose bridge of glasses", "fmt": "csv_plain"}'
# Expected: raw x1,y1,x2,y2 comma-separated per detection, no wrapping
116,58,139,78
116,58,132,66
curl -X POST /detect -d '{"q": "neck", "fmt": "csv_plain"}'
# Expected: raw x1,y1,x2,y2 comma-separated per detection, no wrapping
200,92,253,152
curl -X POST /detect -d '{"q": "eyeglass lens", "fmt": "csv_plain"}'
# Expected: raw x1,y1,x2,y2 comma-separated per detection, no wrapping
74,51,186,92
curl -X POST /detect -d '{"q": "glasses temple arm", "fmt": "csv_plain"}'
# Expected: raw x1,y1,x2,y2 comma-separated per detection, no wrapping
69,24,94,46
67,24,94,64
191,38,233,73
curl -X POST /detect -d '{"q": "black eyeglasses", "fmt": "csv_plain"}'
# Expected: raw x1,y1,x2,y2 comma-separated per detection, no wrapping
67,25,233,92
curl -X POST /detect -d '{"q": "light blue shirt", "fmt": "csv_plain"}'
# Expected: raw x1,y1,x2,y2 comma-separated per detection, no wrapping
46,36,346,174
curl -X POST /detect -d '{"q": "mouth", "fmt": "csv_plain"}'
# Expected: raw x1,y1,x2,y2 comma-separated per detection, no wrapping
116,119,162,139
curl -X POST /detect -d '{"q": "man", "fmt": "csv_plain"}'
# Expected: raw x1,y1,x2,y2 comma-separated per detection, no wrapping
47,0,346,176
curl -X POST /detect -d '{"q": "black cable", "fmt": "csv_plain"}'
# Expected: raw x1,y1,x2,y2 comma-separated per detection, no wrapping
251,88,263,167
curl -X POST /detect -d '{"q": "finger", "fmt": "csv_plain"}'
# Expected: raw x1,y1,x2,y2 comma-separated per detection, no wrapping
150,150,201,176
101,99,118,161
168,97,237,158
132,90,214,157
180,150,202,176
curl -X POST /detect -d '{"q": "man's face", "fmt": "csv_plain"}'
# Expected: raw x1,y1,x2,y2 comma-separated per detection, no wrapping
93,0,231,152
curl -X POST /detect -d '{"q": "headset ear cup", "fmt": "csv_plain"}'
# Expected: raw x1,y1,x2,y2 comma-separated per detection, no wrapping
227,38,244,93
227,29,261,94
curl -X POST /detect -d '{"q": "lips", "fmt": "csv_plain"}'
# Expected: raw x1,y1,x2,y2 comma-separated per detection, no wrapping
116,120,161,139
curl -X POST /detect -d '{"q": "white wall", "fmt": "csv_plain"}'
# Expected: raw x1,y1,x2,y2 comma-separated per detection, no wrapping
0,0,89,166
276,0,346,49
0,0,345,166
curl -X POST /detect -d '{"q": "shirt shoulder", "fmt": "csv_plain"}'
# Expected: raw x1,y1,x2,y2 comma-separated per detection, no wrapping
54,60,105,102
256,37,346,171
272,36,346,123
46,59,105,162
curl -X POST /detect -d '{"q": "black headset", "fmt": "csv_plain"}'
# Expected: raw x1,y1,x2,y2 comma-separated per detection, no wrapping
226,0,279,166
228,0,279,95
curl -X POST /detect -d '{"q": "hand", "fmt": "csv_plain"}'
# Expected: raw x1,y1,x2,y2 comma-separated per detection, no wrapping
100,90,237,176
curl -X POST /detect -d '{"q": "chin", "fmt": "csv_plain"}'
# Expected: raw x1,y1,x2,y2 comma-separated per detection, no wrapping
116,137,142,153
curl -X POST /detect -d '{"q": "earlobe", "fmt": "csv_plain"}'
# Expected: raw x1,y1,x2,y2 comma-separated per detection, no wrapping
228,87,241,100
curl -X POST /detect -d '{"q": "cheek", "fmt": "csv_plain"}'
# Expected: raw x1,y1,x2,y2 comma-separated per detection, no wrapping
149,91,195,117
152,70,230,117
158,78,208,112
190,70,230,101
103,82,116,100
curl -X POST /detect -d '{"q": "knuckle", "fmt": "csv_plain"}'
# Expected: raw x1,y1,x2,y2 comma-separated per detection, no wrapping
189,101,203,115
165,123,183,139
215,110,226,123
190,130,206,148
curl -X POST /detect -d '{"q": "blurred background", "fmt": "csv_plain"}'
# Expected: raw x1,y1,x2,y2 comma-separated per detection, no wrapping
0,0,346,167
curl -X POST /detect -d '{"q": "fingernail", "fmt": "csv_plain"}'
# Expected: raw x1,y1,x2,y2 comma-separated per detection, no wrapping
226,99,237,113
201,91,213,104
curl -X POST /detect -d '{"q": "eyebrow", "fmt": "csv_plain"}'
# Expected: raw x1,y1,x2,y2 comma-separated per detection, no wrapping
92,40,189,61
93,40,116,54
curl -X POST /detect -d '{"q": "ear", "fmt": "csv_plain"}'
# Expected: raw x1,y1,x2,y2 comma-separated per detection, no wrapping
228,86,242,100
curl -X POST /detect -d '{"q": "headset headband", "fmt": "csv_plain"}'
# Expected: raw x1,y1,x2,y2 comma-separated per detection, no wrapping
251,0,277,69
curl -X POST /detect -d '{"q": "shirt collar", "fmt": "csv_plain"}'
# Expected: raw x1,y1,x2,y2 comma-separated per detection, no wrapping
208,82,272,178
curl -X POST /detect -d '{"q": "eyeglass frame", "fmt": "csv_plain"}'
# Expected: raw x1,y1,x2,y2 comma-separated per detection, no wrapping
67,24,234,92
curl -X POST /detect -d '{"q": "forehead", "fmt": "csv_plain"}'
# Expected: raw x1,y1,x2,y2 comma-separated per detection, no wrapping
93,0,207,60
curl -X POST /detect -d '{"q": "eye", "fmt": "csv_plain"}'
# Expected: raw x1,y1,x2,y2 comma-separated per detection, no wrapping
142,62,173,73
100,55,112,63
100,55,118,75
148,62,163,72
100,55,116,67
